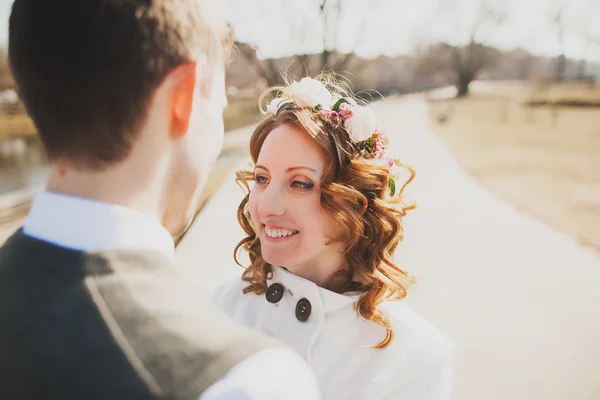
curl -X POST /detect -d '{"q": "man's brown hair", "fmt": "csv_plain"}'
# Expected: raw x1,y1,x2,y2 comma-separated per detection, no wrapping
9,0,233,168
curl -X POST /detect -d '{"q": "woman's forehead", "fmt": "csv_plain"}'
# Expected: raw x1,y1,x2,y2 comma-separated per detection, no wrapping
257,125,325,172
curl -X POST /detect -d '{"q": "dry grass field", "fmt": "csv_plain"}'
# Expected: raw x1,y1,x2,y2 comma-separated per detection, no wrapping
0,112,35,139
428,81,600,254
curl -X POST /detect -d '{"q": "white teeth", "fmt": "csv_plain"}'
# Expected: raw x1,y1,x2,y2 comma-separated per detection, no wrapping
265,227,298,238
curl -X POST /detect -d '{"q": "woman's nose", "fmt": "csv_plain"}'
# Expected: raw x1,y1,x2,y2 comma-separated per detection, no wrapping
258,182,285,217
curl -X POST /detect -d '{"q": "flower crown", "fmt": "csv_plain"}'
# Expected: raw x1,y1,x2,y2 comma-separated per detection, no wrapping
264,77,404,196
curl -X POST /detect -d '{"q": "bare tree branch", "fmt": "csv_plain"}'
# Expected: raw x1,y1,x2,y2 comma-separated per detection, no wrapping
415,3,505,97
550,1,568,81
288,2,314,76
234,43,281,86
234,0,385,84
318,0,381,72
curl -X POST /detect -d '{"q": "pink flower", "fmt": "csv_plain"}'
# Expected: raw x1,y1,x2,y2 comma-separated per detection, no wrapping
338,103,353,120
385,154,395,167
323,109,340,121
371,132,388,159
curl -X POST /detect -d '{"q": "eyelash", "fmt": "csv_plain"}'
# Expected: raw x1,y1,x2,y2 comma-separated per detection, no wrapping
254,176,314,190
291,181,314,190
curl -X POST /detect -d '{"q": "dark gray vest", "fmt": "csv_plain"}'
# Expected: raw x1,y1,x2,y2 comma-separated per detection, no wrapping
0,229,275,399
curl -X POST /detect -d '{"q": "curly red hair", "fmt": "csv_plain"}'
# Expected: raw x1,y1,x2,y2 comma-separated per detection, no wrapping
234,92,415,348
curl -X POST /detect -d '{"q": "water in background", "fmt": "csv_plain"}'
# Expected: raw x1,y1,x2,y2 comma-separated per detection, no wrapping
0,137,48,195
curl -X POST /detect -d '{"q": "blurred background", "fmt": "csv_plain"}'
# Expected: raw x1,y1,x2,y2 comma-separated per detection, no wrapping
1,0,599,252
1,0,600,399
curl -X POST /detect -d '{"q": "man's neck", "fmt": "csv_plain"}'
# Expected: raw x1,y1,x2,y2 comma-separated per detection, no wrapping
46,161,165,223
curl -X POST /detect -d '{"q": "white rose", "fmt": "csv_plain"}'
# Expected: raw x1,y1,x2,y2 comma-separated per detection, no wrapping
288,77,333,109
266,97,286,115
345,106,377,142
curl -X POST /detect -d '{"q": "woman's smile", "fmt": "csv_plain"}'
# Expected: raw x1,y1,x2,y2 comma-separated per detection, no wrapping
262,224,300,242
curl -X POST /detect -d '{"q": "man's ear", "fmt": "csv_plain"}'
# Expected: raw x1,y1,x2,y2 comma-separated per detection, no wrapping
169,61,198,139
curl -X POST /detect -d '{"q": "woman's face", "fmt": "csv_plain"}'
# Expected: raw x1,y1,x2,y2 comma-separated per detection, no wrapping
248,124,344,282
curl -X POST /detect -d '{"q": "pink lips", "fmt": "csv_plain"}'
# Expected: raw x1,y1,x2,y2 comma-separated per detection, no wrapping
263,224,294,230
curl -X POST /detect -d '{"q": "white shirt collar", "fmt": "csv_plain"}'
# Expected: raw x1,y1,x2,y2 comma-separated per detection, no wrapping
23,190,175,261
269,266,360,314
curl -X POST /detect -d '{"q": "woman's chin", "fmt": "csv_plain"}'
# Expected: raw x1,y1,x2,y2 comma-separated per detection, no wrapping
262,252,285,267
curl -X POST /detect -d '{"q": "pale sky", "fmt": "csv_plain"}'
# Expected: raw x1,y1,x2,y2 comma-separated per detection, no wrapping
2,0,600,62
217,0,600,62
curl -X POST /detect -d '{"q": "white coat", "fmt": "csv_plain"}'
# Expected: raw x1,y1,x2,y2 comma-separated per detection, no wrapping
214,266,455,400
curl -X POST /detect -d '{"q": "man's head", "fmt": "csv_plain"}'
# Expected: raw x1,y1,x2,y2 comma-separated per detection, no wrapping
9,0,233,234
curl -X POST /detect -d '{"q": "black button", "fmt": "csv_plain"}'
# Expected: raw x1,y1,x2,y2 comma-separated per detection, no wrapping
266,283,284,304
295,298,312,322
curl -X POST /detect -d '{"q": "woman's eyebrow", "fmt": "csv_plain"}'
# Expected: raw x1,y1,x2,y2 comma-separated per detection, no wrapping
286,166,317,173
254,165,318,173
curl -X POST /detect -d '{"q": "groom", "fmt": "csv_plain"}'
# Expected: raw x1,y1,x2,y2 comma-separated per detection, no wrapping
0,0,319,399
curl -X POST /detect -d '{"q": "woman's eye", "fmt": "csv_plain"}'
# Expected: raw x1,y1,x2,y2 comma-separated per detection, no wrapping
255,175,269,184
291,181,314,190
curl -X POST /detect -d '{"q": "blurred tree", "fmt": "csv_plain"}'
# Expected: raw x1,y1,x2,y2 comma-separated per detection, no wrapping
234,42,281,87
416,41,500,97
234,0,380,86
315,0,377,73
576,0,600,80
414,2,505,97
471,48,535,81
550,3,567,82
510,50,536,81
0,47,16,91
545,0,600,82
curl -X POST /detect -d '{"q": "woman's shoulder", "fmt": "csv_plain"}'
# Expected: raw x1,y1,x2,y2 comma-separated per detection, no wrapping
316,300,454,396
379,300,455,365
344,301,454,395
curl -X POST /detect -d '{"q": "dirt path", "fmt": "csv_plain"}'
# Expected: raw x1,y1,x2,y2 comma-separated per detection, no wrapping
429,84,600,256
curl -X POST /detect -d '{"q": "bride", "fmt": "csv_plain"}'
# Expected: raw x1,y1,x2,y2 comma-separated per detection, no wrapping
214,76,454,399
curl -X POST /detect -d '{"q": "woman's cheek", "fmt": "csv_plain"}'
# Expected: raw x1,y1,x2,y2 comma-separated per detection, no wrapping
248,189,261,221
